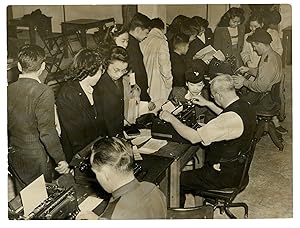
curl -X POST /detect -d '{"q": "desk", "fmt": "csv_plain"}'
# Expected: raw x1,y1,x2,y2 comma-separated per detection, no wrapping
8,17,52,45
61,18,115,56
150,142,204,208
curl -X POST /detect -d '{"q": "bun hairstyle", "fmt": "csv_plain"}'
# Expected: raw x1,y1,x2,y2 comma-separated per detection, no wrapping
69,48,104,81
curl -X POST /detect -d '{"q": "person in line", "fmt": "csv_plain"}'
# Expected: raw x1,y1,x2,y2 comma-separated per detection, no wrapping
140,18,173,112
185,16,214,71
56,49,105,162
240,12,264,68
77,137,167,219
94,46,134,137
263,10,283,56
214,7,245,68
8,44,69,193
232,28,287,134
169,33,190,100
96,24,141,126
127,13,156,111
159,74,256,207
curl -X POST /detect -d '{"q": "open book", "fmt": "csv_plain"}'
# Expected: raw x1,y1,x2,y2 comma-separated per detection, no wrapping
193,45,225,64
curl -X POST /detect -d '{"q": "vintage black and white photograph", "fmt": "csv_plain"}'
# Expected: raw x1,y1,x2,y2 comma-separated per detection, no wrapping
5,2,293,220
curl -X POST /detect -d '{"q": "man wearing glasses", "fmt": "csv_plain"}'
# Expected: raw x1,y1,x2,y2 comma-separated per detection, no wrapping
159,74,256,207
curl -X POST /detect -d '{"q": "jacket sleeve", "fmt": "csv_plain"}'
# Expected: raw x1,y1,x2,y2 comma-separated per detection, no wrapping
158,42,173,89
36,87,65,164
240,34,251,65
213,27,223,52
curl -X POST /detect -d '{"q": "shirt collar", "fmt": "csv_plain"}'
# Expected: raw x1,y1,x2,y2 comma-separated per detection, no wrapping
224,96,240,109
197,33,205,42
79,80,94,95
111,178,139,201
18,74,41,83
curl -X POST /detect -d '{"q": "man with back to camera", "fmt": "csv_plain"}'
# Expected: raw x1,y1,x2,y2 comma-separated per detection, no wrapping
7,44,69,193
127,12,156,111
76,137,167,219
232,27,287,134
159,74,256,207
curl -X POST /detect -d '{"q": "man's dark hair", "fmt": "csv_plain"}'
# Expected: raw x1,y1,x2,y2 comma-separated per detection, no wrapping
18,44,45,73
91,137,133,173
179,18,199,37
108,46,129,63
129,13,151,31
151,18,165,30
172,33,189,49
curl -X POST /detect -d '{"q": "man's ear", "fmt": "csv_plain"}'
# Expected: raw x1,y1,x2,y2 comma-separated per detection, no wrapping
17,62,22,72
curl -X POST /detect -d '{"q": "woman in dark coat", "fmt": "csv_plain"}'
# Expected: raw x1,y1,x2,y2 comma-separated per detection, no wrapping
213,7,245,69
56,49,105,162
94,46,129,137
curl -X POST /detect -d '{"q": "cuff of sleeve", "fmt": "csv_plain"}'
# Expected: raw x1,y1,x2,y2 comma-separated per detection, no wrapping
196,127,211,146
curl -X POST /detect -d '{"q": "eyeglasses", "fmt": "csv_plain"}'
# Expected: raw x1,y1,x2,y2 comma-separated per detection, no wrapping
112,66,128,75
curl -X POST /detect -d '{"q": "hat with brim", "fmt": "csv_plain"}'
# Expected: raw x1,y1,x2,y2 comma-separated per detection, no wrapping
246,28,272,44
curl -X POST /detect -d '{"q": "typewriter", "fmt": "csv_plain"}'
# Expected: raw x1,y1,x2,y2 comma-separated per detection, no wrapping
8,184,79,220
151,100,202,144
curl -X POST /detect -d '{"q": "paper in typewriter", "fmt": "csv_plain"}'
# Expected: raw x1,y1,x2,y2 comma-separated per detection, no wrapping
20,175,48,217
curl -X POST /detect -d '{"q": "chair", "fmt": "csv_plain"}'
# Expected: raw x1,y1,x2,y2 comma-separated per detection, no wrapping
195,138,257,219
167,205,214,219
254,74,286,151
34,15,65,73
92,18,115,46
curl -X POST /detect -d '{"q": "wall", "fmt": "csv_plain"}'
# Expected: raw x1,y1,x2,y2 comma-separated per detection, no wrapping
11,5,122,32
138,5,167,23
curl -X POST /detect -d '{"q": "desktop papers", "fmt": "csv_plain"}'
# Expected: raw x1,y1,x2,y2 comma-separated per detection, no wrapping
79,196,103,212
20,175,48,217
138,138,168,154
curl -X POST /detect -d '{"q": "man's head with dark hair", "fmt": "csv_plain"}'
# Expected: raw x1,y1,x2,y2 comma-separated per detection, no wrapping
17,44,45,74
151,18,165,30
129,13,151,41
172,33,190,55
179,18,199,42
90,137,134,193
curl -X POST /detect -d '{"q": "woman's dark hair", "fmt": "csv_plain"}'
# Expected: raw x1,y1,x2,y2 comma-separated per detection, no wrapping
172,33,189,50
107,46,129,64
191,16,209,31
69,48,103,81
18,44,45,73
217,7,245,27
263,10,282,27
179,18,199,37
151,18,165,30
168,15,189,34
103,24,128,46
249,12,264,25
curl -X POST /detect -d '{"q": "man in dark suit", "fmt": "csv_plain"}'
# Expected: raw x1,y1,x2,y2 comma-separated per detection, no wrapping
8,45,69,193
127,13,155,111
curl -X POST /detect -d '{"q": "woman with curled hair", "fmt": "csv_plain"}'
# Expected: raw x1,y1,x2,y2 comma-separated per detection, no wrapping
214,7,245,68
103,24,129,49
56,48,106,162
94,46,140,137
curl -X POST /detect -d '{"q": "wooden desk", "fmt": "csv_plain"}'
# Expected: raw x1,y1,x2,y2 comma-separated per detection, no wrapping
61,18,115,56
150,142,204,208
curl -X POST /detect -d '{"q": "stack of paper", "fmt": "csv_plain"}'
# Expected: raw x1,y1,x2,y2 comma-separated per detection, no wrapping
138,138,168,154
79,196,103,212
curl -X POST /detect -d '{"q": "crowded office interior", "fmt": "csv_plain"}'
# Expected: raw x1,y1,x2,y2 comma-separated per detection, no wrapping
6,4,292,219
